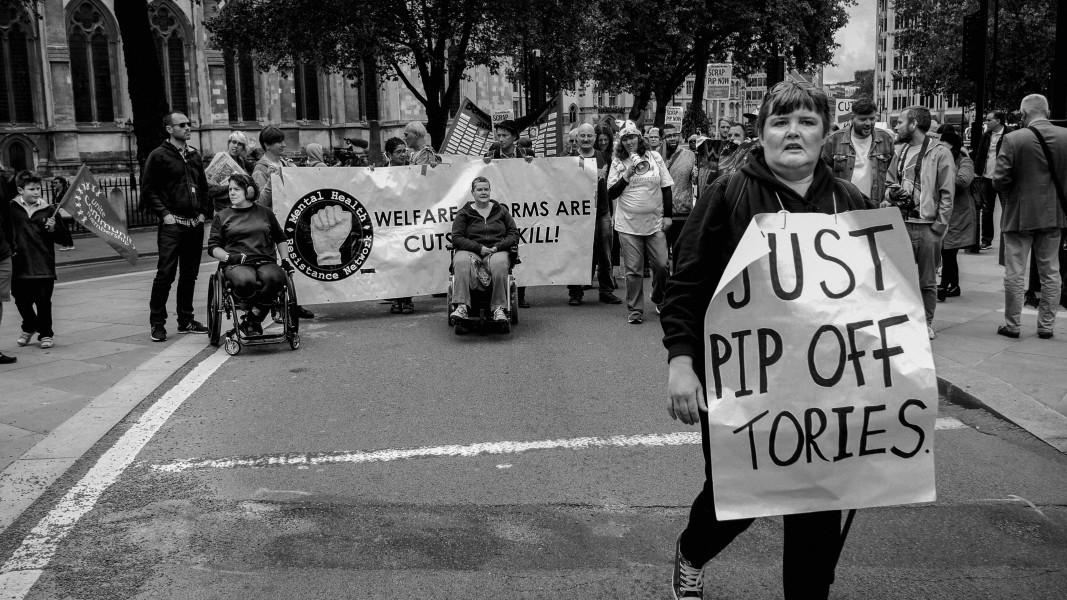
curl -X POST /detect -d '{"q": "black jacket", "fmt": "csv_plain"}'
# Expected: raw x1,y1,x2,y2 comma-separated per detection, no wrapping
9,198,73,279
0,186,12,262
659,149,869,376
974,128,1008,178
451,200,519,253
141,141,211,220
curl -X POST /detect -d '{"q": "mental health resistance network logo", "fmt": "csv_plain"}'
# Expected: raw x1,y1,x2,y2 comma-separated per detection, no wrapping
285,189,374,281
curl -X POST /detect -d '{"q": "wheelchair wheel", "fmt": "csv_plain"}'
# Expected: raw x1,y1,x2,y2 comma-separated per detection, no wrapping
509,280,519,324
284,273,300,335
288,334,301,350
224,335,242,356
446,280,454,326
207,275,222,346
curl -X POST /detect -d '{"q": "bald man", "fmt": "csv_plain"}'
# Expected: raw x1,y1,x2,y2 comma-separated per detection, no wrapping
568,123,622,305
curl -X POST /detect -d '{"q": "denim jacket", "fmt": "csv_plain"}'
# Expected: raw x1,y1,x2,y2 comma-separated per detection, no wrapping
821,127,895,206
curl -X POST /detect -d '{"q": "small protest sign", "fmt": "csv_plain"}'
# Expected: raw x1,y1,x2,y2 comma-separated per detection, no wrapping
204,151,248,186
59,165,137,265
665,106,683,127
706,63,733,100
835,98,856,125
703,208,937,520
493,110,513,126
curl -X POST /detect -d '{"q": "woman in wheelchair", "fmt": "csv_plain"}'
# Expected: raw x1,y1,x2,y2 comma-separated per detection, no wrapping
449,177,519,323
208,173,288,336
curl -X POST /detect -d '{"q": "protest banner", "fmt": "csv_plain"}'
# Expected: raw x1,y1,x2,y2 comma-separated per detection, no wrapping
835,98,856,125
272,158,596,304
518,93,565,157
204,151,248,186
707,63,733,100
703,208,937,520
665,106,683,127
439,96,494,155
57,165,138,265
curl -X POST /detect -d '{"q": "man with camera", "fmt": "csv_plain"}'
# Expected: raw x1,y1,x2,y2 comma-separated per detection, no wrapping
883,106,955,340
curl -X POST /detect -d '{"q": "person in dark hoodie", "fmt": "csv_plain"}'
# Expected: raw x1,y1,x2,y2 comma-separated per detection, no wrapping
10,171,72,350
141,112,212,342
448,177,519,323
660,81,869,600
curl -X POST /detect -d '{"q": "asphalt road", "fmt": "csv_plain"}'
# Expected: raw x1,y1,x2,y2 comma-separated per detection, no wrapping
2,283,1066,599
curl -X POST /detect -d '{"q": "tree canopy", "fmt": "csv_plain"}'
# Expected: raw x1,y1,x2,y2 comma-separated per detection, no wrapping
892,0,1056,110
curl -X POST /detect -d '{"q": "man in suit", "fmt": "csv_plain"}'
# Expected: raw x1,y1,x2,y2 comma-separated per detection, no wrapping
993,94,1067,340
976,110,1008,248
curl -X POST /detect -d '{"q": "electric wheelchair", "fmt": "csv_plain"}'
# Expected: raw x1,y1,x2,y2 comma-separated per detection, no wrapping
445,246,519,335
207,262,301,354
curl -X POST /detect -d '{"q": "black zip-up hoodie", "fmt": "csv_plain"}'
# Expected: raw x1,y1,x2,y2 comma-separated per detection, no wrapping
141,140,211,221
660,149,870,376
10,198,73,279
450,200,519,253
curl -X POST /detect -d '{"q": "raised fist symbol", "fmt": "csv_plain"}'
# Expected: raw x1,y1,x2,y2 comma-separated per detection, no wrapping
310,205,352,266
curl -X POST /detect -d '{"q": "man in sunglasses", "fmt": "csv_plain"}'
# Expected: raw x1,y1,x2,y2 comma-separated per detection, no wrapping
141,112,212,342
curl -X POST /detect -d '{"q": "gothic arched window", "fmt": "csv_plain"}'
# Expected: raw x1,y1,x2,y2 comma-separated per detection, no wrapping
149,1,190,114
294,62,320,122
224,52,257,123
67,0,117,124
0,6,36,124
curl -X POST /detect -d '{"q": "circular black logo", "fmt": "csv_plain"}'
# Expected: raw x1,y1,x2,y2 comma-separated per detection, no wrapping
285,189,374,281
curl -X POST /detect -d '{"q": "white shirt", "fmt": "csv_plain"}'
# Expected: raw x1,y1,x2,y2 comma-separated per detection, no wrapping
984,129,1003,179
607,150,674,236
850,133,874,198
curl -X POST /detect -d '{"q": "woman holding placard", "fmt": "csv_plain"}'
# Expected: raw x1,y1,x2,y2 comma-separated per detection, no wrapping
659,81,869,600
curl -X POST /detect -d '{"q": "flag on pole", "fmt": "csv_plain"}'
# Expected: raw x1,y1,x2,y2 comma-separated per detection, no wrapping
59,165,138,265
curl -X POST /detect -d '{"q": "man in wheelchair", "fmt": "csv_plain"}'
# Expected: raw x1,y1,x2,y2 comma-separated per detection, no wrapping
208,173,289,336
449,177,519,324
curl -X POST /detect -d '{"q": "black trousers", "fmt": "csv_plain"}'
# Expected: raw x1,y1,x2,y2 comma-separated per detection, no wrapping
679,407,844,600
979,178,998,245
940,248,960,288
150,223,204,327
12,278,55,338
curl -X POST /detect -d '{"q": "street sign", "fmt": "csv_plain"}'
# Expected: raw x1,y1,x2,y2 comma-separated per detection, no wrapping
707,63,732,100
665,106,683,126
835,98,856,124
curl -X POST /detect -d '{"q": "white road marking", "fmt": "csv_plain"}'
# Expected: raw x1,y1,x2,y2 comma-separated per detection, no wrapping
149,417,969,474
0,350,229,598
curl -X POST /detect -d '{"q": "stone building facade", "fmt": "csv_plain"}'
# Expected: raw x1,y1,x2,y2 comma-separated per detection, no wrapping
0,0,654,178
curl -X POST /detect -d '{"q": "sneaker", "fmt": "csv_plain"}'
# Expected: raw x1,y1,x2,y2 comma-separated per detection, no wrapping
996,325,1020,339
671,535,704,599
177,320,208,334
151,325,167,342
450,304,469,320
944,284,961,298
628,314,643,324
599,293,622,304
39,337,54,349
240,317,263,336
492,307,507,322
0,353,15,364
927,325,936,340
980,242,993,249
16,332,33,347
1038,330,1054,340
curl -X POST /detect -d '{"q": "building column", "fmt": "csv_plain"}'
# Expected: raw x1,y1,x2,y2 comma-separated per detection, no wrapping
43,0,79,168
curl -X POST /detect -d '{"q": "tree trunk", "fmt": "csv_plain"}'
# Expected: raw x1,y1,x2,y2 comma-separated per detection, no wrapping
114,0,168,172
653,84,670,127
691,40,709,111
426,104,450,151
628,82,652,124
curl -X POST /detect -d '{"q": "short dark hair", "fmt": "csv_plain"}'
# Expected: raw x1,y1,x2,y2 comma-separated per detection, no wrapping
661,123,678,134
987,110,1007,125
259,125,285,148
852,98,877,117
901,106,932,133
227,172,259,201
470,176,491,191
384,137,406,155
16,170,42,189
162,112,186,128
757,81,833,137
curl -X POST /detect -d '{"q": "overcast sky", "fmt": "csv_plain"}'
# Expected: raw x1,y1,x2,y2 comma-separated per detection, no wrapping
824,0,876,83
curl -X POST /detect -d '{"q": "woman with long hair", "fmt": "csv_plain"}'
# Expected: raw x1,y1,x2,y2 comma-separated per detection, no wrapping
936,126,976,301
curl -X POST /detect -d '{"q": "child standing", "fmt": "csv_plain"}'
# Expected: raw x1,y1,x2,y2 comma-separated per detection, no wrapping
10,171,71,349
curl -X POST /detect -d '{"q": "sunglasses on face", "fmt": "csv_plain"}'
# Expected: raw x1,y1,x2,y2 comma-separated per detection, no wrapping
171,122,191,128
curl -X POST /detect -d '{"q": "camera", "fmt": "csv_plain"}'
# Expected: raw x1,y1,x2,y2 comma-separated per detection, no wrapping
886,183,916,214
